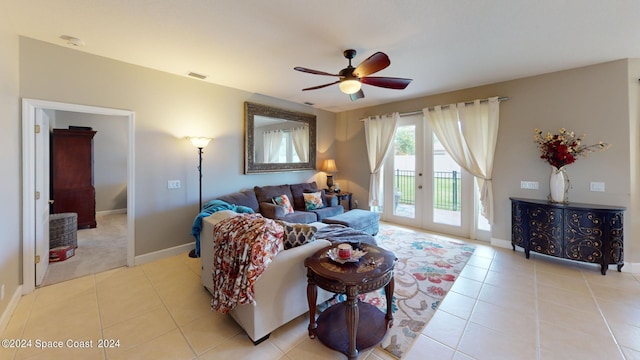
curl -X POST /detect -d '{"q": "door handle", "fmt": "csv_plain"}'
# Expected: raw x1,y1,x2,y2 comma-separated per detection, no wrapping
418,185,423,189
48,200,54,204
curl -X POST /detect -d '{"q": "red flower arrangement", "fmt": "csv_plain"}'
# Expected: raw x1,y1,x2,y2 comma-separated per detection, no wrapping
534,128,610,169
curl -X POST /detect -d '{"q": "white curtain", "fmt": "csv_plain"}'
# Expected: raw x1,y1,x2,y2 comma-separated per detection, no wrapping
291,126,309,162
364,113,400,207
424,97,500,224
263,130,283,163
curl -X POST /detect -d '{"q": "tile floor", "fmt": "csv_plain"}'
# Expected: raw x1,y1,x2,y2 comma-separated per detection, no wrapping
2,223,640,359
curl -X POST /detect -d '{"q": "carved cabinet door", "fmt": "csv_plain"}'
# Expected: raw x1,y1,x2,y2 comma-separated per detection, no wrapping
528,205,563,257
563,209,606,263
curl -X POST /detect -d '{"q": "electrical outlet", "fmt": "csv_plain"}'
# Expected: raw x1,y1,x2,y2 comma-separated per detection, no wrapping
520,181,539,190
590,182,605,192
168,180,181,189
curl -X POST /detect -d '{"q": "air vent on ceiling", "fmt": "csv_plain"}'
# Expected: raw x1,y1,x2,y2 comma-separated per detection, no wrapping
187,72,207,80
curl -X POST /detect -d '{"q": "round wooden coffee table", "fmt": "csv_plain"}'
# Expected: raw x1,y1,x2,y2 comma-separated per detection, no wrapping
305,242,396,359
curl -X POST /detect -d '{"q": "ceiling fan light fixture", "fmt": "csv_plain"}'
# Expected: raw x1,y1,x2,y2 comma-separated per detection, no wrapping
295,49,411,99
339,79,361,94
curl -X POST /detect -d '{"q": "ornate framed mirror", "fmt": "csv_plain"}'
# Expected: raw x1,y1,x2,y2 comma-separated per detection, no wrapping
245,102,316,173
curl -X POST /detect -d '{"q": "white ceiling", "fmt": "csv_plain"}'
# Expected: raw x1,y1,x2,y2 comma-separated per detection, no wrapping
3,0,640,113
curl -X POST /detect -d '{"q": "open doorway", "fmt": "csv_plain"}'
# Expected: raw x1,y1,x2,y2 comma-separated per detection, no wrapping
22,99,135,293
42,110,128,285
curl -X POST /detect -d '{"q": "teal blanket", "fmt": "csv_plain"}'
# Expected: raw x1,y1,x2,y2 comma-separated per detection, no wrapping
190,199,254,257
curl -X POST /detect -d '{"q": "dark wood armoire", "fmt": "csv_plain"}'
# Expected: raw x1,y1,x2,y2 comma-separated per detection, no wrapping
51,128,97,229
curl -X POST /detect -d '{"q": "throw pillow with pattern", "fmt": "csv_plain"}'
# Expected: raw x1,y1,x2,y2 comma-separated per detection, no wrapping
272,194,294,214
278,221,317,249
303,191,324,210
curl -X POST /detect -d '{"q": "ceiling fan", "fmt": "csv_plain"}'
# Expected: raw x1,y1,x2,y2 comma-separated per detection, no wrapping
294,49,412,101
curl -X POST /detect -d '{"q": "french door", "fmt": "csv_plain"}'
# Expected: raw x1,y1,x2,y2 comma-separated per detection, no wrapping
380,114,489,240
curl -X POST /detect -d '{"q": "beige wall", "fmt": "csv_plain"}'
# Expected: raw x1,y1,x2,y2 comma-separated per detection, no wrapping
336,59,638,264
18,37,337,256
0,28,20,323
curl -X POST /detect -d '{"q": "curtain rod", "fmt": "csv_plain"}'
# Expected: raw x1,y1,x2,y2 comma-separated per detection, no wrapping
359,96,509,121
398,96,509,117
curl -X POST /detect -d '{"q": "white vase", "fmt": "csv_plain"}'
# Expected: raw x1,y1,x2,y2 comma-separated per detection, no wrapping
549,166,569,203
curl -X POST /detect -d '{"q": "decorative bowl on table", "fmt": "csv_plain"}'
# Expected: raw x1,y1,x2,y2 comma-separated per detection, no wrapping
327,247,367,264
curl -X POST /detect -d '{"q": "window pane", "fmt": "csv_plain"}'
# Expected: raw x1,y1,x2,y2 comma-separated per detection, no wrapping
433,132,461,226
393,125,416,218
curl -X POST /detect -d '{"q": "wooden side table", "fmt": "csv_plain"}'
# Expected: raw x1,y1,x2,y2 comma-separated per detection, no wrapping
327,191,352,211
304,243,396,359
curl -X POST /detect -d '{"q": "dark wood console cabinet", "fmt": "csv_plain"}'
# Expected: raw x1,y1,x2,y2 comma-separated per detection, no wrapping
510,197,624,275
51,129,97,229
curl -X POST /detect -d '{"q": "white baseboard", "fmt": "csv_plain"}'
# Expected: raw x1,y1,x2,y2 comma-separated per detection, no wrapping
619,262,640,274
0,285,23,336
491,237,512,249
134,242,194,266
97,208,127,216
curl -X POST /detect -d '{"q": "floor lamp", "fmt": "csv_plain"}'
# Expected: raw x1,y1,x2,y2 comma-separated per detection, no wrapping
188,136,212,258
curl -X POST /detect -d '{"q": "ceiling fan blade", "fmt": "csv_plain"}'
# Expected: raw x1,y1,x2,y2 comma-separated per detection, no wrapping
349,89,364,101
361,76,412,89
294,67,339,77
353,52,390,77
302,80,340,91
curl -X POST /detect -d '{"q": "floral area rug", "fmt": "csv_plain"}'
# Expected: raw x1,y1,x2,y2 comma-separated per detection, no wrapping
321,222,475,359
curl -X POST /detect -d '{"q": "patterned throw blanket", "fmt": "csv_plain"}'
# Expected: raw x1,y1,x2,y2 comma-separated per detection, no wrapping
211,213,284,314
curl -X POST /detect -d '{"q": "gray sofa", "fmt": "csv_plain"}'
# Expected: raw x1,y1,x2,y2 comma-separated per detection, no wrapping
216,181,343,223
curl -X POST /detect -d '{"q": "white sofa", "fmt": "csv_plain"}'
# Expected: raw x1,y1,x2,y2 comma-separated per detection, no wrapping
200,211,334,344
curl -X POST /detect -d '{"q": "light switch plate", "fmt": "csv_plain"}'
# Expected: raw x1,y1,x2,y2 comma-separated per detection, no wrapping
520,181,539,190
590,182,605,192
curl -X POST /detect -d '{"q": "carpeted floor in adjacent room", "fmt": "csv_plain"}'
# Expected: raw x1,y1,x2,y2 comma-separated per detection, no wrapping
42,212,127,286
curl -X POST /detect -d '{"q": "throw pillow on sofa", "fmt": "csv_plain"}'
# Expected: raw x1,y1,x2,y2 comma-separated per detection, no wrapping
272,194,294,214
277,221,317,249
303,191,324,210
303,188,329,207
291,182,321,210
